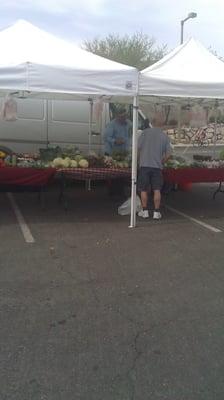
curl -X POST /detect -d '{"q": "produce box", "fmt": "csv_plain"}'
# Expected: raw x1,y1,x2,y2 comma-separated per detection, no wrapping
39,146,62,161
193,154,212,161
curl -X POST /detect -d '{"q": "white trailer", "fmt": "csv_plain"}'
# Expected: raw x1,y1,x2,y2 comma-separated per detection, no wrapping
0,98,145,155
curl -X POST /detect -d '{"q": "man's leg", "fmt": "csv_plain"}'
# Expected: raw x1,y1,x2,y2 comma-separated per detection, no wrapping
151,169,163,220
138,190,149,218
138,167,149,218
140,190,148,209
153,189,161,210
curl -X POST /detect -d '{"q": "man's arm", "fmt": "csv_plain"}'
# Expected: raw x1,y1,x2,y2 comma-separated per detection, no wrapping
162,153,171,164
104,122,115,146
104,122,115,154
138,132,143,150
162,136,172,164
137,132,144,163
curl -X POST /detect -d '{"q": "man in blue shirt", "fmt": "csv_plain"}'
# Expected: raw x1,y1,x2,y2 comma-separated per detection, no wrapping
104,107,132,197
104,108,132,155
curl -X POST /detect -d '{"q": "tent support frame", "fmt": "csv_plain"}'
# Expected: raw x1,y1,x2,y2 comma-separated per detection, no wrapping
129,96,138,228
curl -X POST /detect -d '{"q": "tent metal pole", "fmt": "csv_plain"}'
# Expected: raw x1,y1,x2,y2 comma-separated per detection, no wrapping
46,99,49,148
213,102,218,160
88,98,93,155
177,104,182,143
129,96,138,228
87,99,93,191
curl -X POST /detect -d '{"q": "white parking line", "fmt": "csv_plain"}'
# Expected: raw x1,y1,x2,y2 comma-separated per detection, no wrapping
166,205,222,233
7,193,35,243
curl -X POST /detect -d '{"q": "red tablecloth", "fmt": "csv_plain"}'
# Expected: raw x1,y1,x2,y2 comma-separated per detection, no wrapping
57,167,224,184
163,168,224,184
0,167,56,186
57,167,131,180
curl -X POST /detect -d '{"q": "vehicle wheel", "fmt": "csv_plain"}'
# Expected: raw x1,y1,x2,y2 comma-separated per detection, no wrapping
0,146,13,155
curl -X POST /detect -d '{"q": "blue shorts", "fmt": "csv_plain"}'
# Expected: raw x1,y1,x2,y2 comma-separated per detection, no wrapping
138,167,163,191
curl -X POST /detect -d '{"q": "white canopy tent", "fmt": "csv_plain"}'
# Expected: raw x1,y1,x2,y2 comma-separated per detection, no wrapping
0,20,140,228
129,38,224,227
140,38,224,99
0,20,138,100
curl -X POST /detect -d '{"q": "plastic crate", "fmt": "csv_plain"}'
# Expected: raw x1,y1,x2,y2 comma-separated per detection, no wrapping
39,147,62,161
193,154,212,162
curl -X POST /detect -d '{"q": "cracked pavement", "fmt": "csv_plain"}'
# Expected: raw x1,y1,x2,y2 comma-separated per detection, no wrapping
1,184,224,399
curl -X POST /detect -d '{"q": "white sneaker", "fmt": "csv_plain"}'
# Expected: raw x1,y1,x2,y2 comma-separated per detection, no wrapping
153,211,162,220
138,209,149,219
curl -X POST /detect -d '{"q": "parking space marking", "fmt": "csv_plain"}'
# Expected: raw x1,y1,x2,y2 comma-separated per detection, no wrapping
7,193,35,243
166,205,222,233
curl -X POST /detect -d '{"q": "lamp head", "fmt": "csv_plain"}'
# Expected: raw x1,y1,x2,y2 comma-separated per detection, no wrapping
188,12,197,19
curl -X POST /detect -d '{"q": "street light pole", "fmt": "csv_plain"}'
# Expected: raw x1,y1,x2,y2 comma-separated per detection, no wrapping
180,20,184,45
180,12,197,44
177,12,197,142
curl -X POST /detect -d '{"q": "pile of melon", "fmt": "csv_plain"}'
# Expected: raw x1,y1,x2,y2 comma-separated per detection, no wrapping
51,155,89,168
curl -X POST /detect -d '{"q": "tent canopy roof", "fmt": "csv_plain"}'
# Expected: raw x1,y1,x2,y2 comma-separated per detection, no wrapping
0,20,138,100
139,38,224,101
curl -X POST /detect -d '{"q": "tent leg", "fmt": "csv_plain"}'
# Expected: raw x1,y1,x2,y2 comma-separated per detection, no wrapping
129,96,138,228
88,99,93,191
213,102,218,160
177,104,182,144
88,98,93,155
45,99,49,148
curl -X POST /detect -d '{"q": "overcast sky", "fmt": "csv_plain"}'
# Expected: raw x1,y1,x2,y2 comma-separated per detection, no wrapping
1,0,223,55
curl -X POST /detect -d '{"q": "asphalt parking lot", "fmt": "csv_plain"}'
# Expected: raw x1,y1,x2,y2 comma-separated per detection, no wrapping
1,182,224,400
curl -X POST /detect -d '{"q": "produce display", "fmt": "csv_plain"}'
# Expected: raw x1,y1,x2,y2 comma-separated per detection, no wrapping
1,145,224,171
164,155,224,169
48,148,130,169
0,151,6,159
3,153,46,168
164,156,189,169
0,146,130,170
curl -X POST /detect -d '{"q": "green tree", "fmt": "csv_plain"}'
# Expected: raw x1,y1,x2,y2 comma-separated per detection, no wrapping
83,32,167,70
